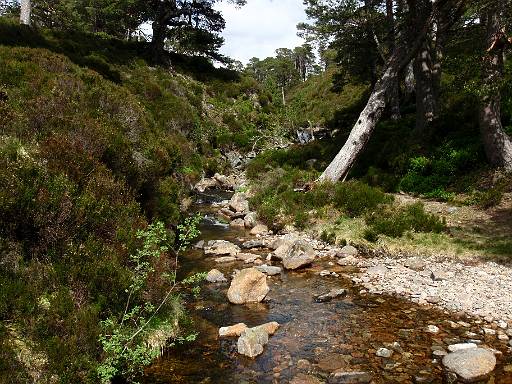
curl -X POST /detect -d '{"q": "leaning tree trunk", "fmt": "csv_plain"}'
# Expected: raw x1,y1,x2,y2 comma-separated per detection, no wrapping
479,9,512,171
318,4,437,182
20,0,31,26
318,62,400,182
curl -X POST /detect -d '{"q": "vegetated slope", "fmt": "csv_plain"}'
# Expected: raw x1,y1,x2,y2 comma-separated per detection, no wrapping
0,21,278,383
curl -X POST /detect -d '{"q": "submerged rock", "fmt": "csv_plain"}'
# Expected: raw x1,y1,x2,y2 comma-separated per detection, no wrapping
315,288,348,303
290,373,323,384
328,370,371,383
256,264,282,276
282,240,316,270
214,256,237,263
442,348,496,382
241,239,265,249
204,240,240,256
206,269,227,283
227,267,269,304
236,253,261,263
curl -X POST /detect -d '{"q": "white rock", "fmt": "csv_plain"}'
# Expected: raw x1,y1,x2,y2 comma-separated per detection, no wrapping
447,343,477,352
376,348,393,358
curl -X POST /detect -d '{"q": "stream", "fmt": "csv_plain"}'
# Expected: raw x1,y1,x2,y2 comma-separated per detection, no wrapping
144,190,512,383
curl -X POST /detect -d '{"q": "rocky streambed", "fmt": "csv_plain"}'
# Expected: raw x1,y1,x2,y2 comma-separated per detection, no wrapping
144,186,512,384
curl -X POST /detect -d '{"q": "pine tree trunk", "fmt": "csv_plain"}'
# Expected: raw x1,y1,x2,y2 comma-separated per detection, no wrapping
319,2,436,182
414,40,436,132
318,62,400,182
20,0,31,26
479,9,512,171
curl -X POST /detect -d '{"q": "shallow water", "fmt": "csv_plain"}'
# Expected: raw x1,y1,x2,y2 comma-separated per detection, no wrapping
144,192,512,383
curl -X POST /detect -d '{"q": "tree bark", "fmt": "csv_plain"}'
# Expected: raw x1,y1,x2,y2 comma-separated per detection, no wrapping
479,8,512,171
20,0,31,26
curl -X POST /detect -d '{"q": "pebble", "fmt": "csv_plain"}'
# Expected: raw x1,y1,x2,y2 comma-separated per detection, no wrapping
425,325,440,334
376,347,393,358
447,343,477,352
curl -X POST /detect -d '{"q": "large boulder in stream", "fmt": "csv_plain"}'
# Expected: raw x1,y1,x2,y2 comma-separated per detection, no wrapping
204,240,240,256
237,327,268,358
282,240,316,270
236,322,280,358
227,268,269,304
442,348,496,382
229,192,249,213
271,234,300,259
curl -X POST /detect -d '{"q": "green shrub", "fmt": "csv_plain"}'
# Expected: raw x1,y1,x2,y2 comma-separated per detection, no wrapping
332,181,393,217
365,202,446,239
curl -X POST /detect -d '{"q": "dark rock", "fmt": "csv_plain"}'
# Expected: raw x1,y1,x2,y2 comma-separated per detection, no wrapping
315,289,348,303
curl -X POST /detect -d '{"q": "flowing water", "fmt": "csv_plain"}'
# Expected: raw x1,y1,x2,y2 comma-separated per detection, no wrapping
144,191,512,383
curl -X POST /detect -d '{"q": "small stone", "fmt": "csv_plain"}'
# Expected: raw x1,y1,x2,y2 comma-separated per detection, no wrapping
290,373,323,384
426,325,440,334
367,264,388,275
296,359,311,370
219,323,247,337
194,240,205,249
337,255,357,266
483,328,496,335
204,240,240,256
497,320,508,329
215,256,237,263
376,348,393,358
206,269,227,283
433,350,448,357
329,370,371,383
255,264,282,276
241,239,265,249
497,333,509,341
338,245,358,256
250,224,269,235
404,258,427,271
431,270,448,281
244,212,258,228
230,218,245,228
236,253,261,262
315,289,348,303
447,343,477,352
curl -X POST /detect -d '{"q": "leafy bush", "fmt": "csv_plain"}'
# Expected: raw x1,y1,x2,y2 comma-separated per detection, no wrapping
332,181,393,217
364,202,446,240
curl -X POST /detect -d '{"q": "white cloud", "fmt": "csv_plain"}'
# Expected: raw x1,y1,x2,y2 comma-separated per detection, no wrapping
215,0,307,63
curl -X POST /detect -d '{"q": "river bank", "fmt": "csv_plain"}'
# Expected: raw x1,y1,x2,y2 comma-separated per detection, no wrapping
145,181,512,383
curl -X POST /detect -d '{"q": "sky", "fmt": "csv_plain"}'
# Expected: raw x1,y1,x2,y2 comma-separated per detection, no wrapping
215,0,307,64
